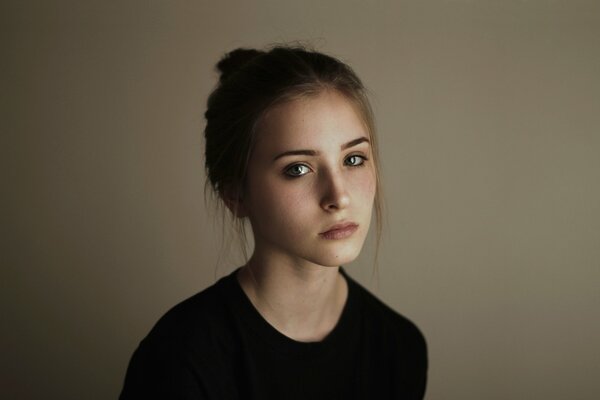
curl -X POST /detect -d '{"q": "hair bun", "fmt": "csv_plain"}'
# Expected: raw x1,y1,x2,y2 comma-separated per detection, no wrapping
217,48,264,83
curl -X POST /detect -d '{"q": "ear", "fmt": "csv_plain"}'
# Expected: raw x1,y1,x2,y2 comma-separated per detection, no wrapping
221,185,248,218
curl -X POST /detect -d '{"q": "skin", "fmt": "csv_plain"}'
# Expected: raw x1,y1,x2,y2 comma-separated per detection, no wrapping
232,89,376,342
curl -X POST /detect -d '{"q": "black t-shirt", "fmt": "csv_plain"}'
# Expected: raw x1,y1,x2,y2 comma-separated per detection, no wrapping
119,267,427,399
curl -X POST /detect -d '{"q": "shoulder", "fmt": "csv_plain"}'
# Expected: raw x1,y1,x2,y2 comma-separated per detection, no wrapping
120,273,238,398
124,269,240,377
343,270,428,397
344,270,427,358
141,273,235,353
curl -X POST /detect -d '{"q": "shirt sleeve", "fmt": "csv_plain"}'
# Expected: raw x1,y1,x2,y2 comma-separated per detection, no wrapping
407,324,429,400
390,319,429,400
409,327,428,400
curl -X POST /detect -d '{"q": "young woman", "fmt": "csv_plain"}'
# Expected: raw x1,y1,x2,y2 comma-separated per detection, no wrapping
120,45,427,399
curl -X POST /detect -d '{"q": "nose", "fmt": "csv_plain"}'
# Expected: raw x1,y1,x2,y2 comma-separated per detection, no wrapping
319,169,350,211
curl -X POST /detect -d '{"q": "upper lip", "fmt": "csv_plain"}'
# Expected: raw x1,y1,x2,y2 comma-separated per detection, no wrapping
320,221,358,234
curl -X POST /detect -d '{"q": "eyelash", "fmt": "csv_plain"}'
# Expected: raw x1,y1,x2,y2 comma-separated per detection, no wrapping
284,154,369,178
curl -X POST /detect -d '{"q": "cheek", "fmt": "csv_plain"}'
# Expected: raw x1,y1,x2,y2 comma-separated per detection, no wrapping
270,182,314,223
247,177,313,226
352,168,377,204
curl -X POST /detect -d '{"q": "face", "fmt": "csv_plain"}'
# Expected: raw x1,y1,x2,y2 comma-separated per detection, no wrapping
238,90,376,268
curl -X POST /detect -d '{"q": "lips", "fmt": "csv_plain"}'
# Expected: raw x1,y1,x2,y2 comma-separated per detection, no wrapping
319,222,359,240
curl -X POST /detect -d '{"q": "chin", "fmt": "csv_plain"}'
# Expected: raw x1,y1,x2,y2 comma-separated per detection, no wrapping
310,243,363,267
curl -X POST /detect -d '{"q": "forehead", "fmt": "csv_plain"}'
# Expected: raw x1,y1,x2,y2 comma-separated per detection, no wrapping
254,90,368,154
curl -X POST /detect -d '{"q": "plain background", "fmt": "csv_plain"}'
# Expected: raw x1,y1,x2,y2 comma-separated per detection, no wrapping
3,1,599,399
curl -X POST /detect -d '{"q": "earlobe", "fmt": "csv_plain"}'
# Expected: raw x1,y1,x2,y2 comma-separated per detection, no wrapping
225,198,248,218
222,186,248,218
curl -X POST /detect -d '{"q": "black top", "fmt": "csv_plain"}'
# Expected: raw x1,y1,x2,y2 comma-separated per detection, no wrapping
119,267,427,399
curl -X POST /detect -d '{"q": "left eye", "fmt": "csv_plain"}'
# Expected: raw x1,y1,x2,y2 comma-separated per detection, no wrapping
345,155,366,166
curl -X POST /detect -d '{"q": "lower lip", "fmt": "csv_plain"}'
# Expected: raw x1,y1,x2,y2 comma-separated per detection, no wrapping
320,225,358,240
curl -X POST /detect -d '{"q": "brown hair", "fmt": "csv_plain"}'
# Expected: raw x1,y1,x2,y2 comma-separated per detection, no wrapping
204,44,383,277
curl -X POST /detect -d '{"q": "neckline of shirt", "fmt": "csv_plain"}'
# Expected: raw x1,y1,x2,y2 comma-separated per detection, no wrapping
224,266,359,359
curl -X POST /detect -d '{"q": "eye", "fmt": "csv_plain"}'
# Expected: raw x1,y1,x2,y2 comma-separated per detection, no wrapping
345,154,367,167
284,164,311,177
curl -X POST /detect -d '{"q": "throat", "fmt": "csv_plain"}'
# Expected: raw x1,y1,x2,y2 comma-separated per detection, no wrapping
236,265,348,342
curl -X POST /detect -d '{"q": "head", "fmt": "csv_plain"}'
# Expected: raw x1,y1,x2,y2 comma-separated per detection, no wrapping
204,45,383,268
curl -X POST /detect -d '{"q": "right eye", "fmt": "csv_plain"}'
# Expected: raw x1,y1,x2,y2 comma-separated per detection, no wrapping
284,164,311,178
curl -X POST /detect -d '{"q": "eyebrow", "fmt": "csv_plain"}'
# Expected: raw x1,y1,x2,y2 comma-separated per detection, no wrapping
272,137,370,161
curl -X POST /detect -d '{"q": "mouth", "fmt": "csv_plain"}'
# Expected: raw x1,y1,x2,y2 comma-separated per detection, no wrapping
319,222,359,240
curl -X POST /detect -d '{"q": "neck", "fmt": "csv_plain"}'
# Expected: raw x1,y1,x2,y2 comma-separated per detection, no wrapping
236,253,348,342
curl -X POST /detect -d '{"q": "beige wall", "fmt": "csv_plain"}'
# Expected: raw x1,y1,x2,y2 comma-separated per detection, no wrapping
4,1,599,399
